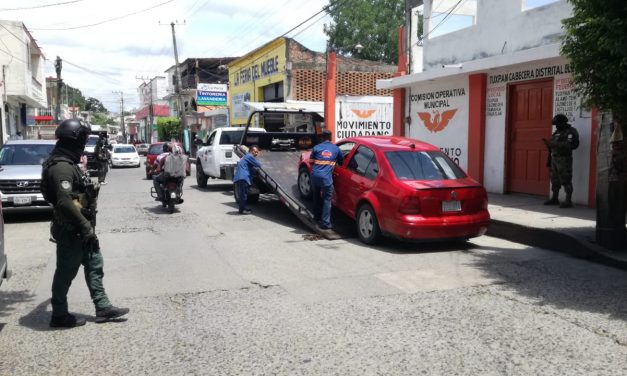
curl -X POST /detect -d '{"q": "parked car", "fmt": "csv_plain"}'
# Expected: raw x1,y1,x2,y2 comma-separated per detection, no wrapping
136,143,149,155
110,144,141,168
195,127,266,187
0,140,56,213
298,136,490,244
145,142,191,179
0,193,8,286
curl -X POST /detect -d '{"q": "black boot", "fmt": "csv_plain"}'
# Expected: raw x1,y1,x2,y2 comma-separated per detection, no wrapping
543,193,559,205
50,313,87,328
560,185,573,208
560,194,573,208
96,305,130,319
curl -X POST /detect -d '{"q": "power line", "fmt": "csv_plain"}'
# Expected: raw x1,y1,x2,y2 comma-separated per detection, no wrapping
0,0,85,11
30,0,176,31
63,59,121,83
418,0,465,44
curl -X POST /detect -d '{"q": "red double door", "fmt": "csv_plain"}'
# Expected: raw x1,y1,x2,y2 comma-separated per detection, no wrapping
507,79,553,196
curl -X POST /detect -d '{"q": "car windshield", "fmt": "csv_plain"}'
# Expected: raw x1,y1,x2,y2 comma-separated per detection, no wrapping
86,137,99,146
219,131,244,145
114,146,136,153
385,151,466,180
0,144,55,165
148,144,165,155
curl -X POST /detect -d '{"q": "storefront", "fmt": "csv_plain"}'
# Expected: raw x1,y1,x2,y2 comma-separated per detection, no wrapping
379,45,596,207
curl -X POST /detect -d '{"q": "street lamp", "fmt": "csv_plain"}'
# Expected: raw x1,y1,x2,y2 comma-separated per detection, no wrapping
324,43,363,142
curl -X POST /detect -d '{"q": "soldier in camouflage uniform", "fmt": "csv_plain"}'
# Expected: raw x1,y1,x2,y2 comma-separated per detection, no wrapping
542,114,580,208
42,119,129,328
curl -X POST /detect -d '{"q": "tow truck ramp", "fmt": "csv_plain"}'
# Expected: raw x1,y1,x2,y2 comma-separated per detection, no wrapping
233,107,342,239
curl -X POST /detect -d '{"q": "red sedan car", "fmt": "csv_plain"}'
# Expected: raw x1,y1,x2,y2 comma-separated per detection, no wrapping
298,136,490,244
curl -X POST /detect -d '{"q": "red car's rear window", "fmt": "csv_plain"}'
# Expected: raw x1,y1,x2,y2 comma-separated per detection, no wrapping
385,151,466,180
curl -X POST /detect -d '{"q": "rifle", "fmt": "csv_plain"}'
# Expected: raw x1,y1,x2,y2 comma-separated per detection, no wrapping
80,176,101,254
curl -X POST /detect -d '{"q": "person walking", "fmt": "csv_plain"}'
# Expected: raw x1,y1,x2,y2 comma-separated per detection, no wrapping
233,145,261,214
542,114,579,208
310,130,343,229
42,119,129,328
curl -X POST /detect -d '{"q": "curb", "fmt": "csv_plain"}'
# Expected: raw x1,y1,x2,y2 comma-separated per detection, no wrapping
487,219,627,271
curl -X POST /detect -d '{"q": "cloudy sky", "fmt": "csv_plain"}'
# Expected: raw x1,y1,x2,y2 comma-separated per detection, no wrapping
4,0,331,112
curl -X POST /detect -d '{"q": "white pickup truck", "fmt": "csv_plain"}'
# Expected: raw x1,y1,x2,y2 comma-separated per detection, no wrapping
195,126,265,187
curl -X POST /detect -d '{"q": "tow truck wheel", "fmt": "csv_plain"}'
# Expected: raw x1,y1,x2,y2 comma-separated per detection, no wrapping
196,160,208,188
298,167,312,200
357,203,381,245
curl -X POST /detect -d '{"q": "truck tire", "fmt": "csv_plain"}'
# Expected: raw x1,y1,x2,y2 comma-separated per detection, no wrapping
196,160,208,188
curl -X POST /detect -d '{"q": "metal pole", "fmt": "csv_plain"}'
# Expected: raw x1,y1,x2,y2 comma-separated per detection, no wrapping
54,56,62,123
170,22,183,117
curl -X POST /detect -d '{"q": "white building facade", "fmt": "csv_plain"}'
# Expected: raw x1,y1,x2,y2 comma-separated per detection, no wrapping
379,0,597,207
0,20,47,143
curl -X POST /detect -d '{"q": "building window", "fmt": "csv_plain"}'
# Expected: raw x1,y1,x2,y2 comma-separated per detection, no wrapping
428,0,477,39
522,0,560,11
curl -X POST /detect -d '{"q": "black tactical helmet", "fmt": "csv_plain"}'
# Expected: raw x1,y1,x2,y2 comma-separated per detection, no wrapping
162,142,170,153
55,119,91,144
552,114,569,126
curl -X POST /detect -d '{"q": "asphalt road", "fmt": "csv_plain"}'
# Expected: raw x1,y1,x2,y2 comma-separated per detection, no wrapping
1,161,626,375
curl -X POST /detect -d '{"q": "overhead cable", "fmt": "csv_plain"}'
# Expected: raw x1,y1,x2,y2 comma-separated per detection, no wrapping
0,0,84,11
30,0,176,31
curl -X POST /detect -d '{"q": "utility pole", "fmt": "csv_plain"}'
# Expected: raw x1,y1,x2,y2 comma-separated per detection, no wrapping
161,21,185,118
113,91,125,142
136,76,154,143
54,56,63,123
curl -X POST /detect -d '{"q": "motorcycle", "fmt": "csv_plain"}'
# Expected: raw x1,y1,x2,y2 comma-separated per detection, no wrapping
151,176,184,213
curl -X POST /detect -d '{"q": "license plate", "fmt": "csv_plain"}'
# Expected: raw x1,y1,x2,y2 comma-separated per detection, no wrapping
442,200,461,212
14,196,32,206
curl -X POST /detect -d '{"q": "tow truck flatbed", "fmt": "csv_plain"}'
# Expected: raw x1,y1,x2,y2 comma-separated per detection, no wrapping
233,107,343,239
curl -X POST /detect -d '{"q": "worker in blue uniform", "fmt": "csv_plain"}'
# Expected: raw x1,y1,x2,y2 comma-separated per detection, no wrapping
309,130,343,230
233,145,261,214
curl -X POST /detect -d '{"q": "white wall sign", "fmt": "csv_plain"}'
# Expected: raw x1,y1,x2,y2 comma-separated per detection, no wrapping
408,80,469,168
335,96,393,140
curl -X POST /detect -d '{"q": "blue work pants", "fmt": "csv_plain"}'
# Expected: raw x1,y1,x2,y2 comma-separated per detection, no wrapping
312,178,333,228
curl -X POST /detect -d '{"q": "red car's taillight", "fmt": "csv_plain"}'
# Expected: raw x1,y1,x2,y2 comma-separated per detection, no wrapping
399,196,421,214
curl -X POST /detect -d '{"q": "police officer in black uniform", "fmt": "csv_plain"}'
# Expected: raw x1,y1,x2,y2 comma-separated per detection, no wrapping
94,134,109,184
42,119,129,328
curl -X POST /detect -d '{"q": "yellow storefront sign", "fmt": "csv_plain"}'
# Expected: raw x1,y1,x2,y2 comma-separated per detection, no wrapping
229,37,287,125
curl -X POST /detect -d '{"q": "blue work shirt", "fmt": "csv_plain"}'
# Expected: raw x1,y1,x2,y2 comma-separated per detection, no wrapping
233,153,261,185
310,141,343,185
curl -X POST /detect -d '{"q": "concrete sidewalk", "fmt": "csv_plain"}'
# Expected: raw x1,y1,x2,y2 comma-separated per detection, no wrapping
486,193,627,269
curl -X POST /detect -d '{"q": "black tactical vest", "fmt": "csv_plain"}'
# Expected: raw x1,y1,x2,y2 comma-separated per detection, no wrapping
41,156,77,205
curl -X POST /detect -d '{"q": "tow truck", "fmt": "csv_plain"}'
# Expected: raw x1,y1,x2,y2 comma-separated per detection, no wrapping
231,103,341,239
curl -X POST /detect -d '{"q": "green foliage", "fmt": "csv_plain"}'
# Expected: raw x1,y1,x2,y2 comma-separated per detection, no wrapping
324,0,405,64
156,117,180,142
561,0,627,121
63,84,109,113
85,97,108,113
64,84,86,110
91,113,108,125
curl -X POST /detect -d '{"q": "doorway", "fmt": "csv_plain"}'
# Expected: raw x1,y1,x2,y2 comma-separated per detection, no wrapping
506,79,553,195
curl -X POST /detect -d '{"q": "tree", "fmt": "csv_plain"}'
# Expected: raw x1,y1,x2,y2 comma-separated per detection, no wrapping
156,117,180,142
85,97,108,113
561,0,627,249
324,0,405,64
91,113,109,125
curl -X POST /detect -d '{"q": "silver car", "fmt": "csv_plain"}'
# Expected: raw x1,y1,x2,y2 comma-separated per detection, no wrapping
0,140,56,213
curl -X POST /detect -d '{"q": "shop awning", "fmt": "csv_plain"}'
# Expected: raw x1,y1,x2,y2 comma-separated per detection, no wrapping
377,43,561,90
244,101,324,117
